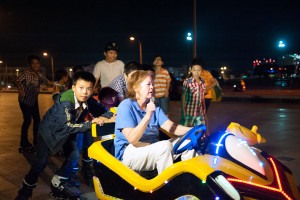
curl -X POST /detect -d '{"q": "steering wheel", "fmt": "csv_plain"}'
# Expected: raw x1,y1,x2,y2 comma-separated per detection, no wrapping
172,125,206,155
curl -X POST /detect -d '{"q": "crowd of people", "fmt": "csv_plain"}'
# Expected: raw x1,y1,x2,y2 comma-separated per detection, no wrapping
14,42,217,200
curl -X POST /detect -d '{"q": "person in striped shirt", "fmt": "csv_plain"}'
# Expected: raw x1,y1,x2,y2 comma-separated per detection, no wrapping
153,55,171,116
180,58,209,135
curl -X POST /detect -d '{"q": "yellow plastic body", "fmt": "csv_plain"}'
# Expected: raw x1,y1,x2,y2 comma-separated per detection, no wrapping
226,122,266,145
89,141,215,194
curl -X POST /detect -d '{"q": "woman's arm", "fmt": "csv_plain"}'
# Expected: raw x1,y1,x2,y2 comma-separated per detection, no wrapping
161,120,192,136
122,100,156,145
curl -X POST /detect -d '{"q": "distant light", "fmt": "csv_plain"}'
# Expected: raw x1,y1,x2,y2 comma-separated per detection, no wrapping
69,68,73,72
16,69,19,72
279,41,285,48
202,180,206,184
187,36,192,41
224,66,227,70
165,180,168,184
187,32,191,36
130,37,135,41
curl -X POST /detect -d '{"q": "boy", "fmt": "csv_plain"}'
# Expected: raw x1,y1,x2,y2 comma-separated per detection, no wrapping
180,58,209,135
15,71,110,200
109,60,140,102
93,42,124,92
153,55,171,116
14,55,53,151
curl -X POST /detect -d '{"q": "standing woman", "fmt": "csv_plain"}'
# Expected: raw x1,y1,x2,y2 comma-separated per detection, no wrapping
114,70,208,174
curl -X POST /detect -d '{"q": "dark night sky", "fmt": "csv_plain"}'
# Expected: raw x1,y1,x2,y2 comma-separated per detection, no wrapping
0,0,299,74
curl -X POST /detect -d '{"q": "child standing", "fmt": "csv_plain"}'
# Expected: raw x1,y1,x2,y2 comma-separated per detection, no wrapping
14,55,53,151
180,58,209,135
52,69,69,102
15,71,111,200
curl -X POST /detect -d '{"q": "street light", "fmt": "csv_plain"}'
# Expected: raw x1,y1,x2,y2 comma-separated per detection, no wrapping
278,41,285,48
186,32,192,41
16,69,19,77
130,36,143,64
0,60,8,85
220,66,227,79
43,52,54,82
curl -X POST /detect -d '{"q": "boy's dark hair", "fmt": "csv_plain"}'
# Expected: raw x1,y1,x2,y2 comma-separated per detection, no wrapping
98,87,118,100
55,69,68,82
72,71,95,86
73,65,84,73
154,55,164,62
124,61,141,75
28,55,40,64
141,63,155,72
190,58,205,69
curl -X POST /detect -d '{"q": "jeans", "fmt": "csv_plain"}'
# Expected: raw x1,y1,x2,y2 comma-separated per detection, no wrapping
155,96,169,115
25,134,79,185
77,131,93,161
205,98,212,113
19,101,40,145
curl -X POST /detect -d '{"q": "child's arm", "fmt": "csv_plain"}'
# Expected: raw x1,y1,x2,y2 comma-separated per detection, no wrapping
13,73,25,97
182,92,186,118
202,101,210,136
97,114,117,123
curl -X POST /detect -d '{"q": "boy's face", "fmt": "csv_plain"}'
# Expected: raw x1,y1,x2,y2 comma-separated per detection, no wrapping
104,50,118,63
30,59,40,71
190,65,203,79
153,56,163,67
72,79,94,103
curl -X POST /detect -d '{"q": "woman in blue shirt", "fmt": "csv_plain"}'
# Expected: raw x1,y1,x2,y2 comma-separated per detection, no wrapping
114,70,201,174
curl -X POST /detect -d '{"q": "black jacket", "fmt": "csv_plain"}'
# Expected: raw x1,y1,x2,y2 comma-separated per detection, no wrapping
39,89,109,154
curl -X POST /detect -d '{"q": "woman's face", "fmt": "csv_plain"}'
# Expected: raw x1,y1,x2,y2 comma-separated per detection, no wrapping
136,75,154,100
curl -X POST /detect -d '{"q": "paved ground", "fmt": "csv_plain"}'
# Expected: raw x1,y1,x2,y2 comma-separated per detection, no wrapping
0,92,299,199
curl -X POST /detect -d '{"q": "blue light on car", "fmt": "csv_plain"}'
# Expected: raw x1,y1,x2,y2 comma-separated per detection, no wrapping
216,133,231,154
213,157,218,165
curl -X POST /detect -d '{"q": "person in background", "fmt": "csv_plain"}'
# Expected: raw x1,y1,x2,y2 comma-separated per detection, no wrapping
93,42,124,93
52,69,69,102
97,87,119,140
153,55,171,116
199,62,218,112
180,58,209,135
14,55,53,150
109,61,140,102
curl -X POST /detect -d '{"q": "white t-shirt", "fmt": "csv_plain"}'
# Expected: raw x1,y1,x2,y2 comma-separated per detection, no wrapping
93,60,124,87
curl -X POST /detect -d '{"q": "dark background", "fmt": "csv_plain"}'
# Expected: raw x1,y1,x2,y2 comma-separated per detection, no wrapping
0,0,299,73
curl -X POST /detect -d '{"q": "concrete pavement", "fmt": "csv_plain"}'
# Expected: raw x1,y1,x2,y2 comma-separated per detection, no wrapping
0,92,299,199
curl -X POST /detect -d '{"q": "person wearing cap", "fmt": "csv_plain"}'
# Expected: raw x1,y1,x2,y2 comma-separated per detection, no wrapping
93,42,125,92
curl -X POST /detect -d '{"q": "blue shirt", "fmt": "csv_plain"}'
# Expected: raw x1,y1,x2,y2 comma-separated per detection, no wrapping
114,98,169,160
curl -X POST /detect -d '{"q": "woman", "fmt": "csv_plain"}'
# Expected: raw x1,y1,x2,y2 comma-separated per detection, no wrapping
114,70,207,174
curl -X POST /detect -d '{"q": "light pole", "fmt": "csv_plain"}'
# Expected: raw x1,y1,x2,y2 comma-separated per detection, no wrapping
193,0,197,58
16,69,19,77
130,37,143,64
0,61,8,85
43,52,54,82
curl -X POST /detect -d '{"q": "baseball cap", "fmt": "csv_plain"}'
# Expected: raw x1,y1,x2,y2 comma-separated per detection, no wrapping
104,42,119,52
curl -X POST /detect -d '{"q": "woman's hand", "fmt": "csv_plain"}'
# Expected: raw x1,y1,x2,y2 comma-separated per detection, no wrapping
146,99,156,118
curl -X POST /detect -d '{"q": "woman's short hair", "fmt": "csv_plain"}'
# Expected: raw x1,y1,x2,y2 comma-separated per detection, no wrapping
126,70,154,100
